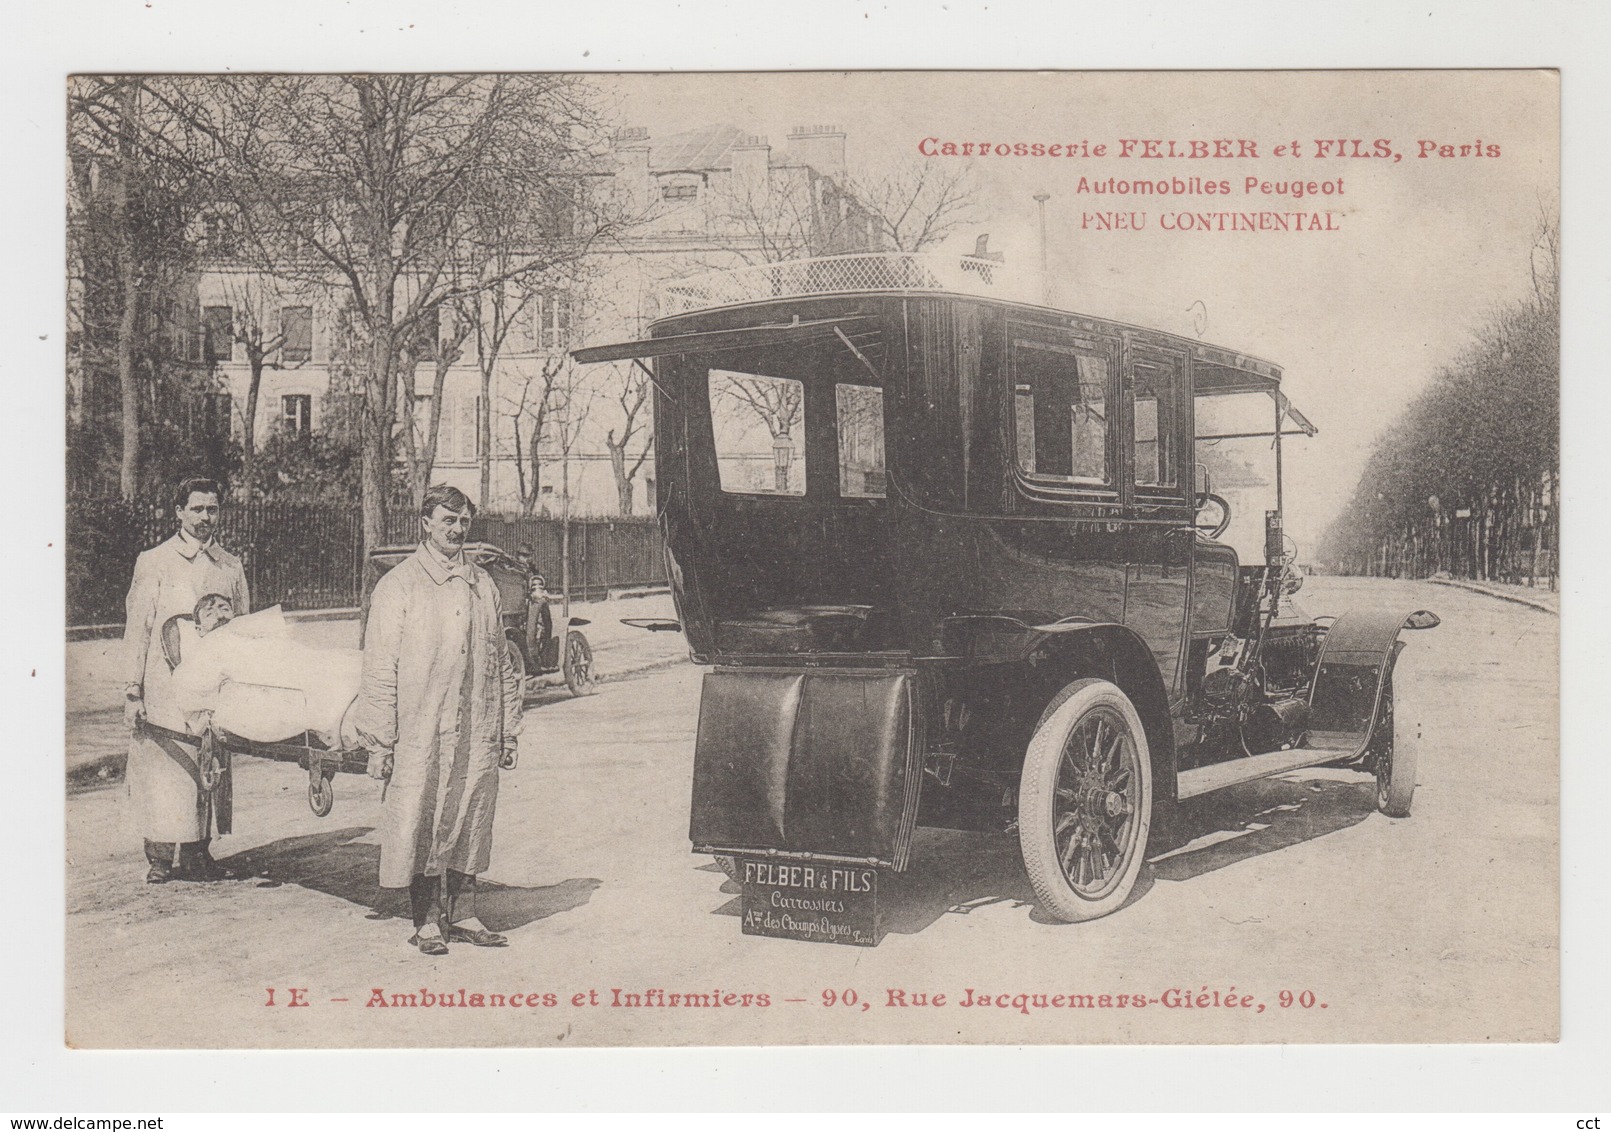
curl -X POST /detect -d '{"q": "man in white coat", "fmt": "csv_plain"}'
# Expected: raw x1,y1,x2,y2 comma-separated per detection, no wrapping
354,485,524,955
122,477,250,884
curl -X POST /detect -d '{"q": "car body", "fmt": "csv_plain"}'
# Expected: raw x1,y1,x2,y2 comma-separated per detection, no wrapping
575,252,1436,925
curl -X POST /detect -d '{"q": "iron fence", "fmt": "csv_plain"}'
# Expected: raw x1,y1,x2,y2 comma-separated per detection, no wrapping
68,497,666,628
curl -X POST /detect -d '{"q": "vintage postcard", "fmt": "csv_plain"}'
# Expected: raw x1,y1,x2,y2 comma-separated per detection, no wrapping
62,69,1559,1049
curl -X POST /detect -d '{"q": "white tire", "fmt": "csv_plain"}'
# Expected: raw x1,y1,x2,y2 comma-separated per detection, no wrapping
1019,679,1153,922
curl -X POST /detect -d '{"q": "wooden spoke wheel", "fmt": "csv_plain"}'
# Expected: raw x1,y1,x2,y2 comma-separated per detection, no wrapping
563,631,596,696
1374,677,1418,818
1019,679,1152,922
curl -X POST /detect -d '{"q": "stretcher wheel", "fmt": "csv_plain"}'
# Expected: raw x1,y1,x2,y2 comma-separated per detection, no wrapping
198,731,221,791
309,773,334,817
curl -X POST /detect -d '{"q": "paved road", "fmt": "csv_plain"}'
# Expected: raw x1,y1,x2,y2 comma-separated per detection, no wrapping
64,577,1557,1048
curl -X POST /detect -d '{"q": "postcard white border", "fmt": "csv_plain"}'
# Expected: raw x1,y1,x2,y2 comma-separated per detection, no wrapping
7,0,1607,1112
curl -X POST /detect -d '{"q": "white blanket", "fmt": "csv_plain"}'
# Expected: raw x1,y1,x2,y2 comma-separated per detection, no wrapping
171,607,363,746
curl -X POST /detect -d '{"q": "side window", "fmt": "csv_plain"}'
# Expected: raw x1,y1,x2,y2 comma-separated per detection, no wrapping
835,384,886,498
1012,338,1111,486
1132,357,1180,490
708,370,806,496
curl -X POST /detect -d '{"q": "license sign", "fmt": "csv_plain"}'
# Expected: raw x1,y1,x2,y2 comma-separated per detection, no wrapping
738,858,879,947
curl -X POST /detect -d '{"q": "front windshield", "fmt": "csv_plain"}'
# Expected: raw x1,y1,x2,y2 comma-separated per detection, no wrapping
1195,390,1281,564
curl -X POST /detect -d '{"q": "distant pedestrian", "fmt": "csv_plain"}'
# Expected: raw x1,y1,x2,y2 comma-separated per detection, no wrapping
353,485,524,955
122,477,249,884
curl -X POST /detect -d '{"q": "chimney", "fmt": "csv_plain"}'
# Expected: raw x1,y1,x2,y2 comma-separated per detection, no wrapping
613,126,652,209
729,133,771,191
787,124,846,183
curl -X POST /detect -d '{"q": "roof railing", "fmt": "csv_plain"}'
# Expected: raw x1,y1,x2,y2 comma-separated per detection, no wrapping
655,251,1283,381
659,252,1071,317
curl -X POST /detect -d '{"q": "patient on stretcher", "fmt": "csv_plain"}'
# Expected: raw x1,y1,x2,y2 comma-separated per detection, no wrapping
171,594,363,747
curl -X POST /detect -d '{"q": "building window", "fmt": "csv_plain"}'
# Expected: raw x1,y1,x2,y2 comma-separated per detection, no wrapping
413,307,440,362
202,306,234,365
410,394,482,461
661,182,699,201
280,306,313,364
282,394,312,437
534,294,570,351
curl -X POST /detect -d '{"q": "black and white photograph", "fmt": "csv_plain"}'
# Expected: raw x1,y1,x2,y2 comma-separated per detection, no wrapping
51,66,1565,1053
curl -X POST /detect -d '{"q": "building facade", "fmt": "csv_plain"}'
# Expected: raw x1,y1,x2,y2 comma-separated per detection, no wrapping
190,122,876,516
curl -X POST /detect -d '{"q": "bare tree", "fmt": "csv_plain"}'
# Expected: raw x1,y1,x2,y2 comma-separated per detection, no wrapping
167,74,619,601
68,76,217,496
604,363,654,515
849,157,982,252
505,352,571,515
203,271,300,495
396,308,474,511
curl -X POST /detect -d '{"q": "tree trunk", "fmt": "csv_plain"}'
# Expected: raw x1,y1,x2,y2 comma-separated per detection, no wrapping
359,324,396,640
114,81,141,499
240,346,265,496
522,424,544,516
479,356,493,510
607,432,632,515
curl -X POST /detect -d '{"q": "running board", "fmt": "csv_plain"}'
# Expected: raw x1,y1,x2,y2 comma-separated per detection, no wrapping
1176,744,1356,800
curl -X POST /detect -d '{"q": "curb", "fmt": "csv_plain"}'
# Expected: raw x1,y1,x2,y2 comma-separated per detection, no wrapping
1426,577,1558,615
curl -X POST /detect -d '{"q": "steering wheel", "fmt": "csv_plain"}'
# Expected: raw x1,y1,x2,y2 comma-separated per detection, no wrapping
1194,492,1232,539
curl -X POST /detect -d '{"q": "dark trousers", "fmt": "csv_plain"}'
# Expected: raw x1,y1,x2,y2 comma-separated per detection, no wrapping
408,870,477,930
144,838,211,871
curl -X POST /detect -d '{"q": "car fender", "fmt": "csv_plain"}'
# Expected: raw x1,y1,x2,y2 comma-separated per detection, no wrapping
1030,622,1178,805
1307,608,1439,754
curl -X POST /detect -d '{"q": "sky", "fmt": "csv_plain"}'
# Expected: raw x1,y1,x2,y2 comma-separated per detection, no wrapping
598,71,1558,552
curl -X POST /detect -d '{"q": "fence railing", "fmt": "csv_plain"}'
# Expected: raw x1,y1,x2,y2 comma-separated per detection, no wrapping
67,497,666,629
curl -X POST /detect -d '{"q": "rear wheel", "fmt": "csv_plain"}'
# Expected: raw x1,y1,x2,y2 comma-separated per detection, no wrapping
1019,679,1152,922
563,631,596,696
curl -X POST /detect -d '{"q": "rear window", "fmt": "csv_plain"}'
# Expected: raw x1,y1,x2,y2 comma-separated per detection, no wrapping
709,369,807,495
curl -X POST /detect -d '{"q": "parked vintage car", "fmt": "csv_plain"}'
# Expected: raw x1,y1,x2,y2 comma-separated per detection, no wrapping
574,252,1436,924
370,543,595,697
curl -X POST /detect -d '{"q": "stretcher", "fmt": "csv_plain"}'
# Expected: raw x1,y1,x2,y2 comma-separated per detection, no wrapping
149,613,381,819
137,717,374,818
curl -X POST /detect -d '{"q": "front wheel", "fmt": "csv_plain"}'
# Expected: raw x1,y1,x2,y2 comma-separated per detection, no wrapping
563,631,596,696
1019,679,1153,922
1375,678,1418,818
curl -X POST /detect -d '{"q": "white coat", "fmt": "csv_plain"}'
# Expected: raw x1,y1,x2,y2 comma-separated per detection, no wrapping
122,532,250,843
352,545,523,889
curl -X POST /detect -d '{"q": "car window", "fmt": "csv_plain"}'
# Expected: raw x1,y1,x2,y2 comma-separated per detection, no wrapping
836,383,886,498
708,369,806,495
1012,338,1111,486
1133,357,1180,490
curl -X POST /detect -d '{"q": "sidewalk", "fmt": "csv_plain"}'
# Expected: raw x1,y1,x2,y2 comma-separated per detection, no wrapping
66,591,689,780
1426,576,1559,615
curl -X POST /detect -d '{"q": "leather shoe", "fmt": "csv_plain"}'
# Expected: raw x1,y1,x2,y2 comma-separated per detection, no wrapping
409,928,449,956
444,924,508,947
146,862,172,885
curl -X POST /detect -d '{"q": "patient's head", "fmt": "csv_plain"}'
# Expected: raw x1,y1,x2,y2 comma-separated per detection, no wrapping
194,593,235,636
